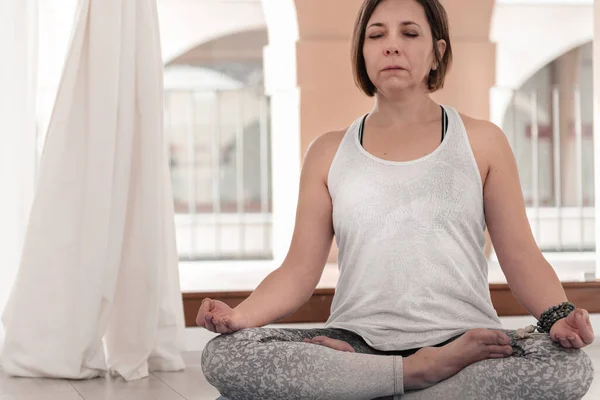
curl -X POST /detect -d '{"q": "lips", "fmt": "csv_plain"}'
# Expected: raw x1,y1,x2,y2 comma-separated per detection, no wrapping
383,66,406,71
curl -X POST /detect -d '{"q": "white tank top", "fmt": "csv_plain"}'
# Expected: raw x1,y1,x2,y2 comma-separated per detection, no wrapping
324,105,502,351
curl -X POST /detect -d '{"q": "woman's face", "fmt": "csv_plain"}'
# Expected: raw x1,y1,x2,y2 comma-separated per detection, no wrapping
362,0,445,96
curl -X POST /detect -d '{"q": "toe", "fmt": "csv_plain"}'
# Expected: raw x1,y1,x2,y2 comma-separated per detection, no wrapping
312,337,356,352
494,331,510,345
324,338,355,352
466,329,509,345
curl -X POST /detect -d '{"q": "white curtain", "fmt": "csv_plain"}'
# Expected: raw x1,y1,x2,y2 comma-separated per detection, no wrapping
1,0,186,381
595,0,600,280
0,0,38,347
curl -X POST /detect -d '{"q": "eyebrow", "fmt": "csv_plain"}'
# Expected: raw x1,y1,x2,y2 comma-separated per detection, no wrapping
367,21,421,29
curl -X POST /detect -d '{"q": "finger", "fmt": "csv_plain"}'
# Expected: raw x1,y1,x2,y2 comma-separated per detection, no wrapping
205,314,217,332
584,310,593,329
576,310,595,345
213,318,231,334
550,328,568,343
220,317,234,332
567,334,585,349
558,337,572,348
565,310,578,328
196,312,206,327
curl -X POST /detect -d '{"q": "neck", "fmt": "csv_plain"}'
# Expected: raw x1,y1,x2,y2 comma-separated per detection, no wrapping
370,90,439,127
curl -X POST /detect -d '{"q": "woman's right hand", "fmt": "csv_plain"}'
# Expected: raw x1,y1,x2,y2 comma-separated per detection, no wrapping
196,298,249,334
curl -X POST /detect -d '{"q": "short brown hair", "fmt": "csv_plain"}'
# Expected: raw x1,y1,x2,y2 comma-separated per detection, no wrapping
351,0,453,95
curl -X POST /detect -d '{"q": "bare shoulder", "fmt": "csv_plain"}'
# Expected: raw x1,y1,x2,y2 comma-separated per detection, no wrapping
458,113,512,158
459,113,506,143
306,129,347,157
456,113,513,186
303,128,347,175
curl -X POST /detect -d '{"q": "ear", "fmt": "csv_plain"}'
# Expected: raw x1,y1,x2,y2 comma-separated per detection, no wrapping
432,39,447,70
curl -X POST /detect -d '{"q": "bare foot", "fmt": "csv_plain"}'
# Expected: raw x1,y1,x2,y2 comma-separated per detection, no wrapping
304,336,356,352
406,329,513,390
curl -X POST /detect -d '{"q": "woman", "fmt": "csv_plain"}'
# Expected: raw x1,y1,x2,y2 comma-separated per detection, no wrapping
199,0,595,399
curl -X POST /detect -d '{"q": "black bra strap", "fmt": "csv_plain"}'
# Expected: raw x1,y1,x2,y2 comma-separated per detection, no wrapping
358,115,366,145
441,106,448,142
358,105,448,146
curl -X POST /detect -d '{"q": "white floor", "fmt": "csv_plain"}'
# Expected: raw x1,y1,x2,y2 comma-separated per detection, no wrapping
0,351,209,400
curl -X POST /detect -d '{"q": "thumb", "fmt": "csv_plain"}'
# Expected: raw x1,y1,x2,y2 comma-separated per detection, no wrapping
200,298,214,312
196,298,214,326
565,309,579,329
550,320,570,341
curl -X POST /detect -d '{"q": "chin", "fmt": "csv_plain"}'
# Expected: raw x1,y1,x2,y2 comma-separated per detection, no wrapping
376,82,415,97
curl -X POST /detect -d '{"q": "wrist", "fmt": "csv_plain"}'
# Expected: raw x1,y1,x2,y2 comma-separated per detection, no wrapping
232,306,254,329
537,301,575,333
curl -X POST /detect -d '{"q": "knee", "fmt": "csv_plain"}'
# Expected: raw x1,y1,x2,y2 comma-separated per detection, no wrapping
515,335,594,399
200,329,264,389
541,348,595,400
560,349,595,399
201,335,225,387
201,333,242,387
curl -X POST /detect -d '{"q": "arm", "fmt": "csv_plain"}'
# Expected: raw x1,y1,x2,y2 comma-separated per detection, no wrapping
481,123,567,319
481,123,593,347
233,132,340,328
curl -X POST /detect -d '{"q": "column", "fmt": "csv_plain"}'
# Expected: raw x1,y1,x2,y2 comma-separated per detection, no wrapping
432,0,496,120
554,48,581,207
294,0,373,263
262,0,302,265
294,0,373,157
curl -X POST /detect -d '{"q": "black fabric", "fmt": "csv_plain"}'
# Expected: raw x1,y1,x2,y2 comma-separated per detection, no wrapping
358,105,448,146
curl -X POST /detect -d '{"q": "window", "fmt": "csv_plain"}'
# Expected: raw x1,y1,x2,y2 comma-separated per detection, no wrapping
165,29,273,260
501,42,594,251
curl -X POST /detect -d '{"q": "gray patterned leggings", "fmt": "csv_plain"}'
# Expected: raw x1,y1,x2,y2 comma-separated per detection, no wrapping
201,327,594,400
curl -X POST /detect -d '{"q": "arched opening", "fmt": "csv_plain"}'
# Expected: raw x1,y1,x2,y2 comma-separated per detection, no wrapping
163,28,272,261
500,42,594,252
156,0,301,263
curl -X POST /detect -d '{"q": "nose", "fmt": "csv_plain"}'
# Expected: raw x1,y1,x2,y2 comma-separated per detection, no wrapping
385,46,400,56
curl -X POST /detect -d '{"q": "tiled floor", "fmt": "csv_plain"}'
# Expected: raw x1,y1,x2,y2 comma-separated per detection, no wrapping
1,343,598,400
0,352,212,400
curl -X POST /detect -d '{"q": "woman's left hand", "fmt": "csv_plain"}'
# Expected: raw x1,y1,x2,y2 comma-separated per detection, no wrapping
550,308,595,349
